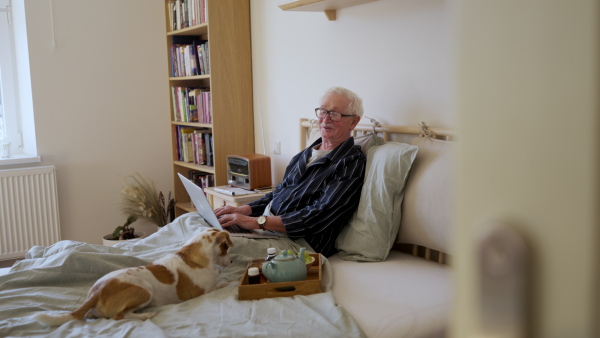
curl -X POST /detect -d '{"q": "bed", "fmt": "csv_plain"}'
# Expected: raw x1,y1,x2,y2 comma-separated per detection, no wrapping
0,120,455,337
0,213,366,337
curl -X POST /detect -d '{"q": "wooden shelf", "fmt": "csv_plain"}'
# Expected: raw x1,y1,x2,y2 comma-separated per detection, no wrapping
167,23,208,36
278,0,378,21
173,161,215,174
172,121,212,128
169,74,210,81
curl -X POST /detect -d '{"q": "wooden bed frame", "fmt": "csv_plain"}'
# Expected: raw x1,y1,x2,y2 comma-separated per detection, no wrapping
299,118,455,147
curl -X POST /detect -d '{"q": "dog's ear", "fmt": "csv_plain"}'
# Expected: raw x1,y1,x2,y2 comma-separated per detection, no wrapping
216,231,234,248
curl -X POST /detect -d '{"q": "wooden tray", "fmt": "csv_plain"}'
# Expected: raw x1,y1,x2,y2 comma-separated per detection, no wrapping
238,253,323,300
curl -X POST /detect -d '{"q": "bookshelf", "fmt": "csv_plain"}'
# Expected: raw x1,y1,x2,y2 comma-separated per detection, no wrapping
278,0,378,21
165,0,255,217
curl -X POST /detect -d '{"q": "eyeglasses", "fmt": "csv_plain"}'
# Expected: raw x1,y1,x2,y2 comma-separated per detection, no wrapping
315,108,355,122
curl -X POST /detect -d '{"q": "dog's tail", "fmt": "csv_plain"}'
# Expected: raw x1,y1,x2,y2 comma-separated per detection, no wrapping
34,294,99,327
34,311,75,327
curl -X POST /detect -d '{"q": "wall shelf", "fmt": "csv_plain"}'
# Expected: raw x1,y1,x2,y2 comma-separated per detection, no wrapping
278,0,378,21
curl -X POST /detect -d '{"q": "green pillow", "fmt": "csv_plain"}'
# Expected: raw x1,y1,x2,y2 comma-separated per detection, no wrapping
336,142,418,261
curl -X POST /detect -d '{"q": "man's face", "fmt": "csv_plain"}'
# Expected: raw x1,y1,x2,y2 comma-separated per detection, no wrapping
318,93,359,144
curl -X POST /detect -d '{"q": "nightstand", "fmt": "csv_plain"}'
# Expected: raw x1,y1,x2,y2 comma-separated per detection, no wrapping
204,186,270,209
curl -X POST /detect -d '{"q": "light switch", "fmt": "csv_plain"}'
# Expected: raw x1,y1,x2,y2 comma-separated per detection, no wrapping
272,141,281,155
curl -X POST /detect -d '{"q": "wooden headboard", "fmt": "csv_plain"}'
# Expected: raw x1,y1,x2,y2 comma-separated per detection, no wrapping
299,118,455,149
299,118,455,265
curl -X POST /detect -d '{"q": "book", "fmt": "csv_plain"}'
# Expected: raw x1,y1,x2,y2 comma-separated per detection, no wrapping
188,170,214,191
214,186,255,196
188,89,199,122
171,87,210,123
168,0,207,31
204,132,213,167
193,40,207,75
171,36,202,77
180,128,195,162
193,129,205,165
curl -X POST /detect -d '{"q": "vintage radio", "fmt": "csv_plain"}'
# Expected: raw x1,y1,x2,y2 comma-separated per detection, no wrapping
226,154,272,190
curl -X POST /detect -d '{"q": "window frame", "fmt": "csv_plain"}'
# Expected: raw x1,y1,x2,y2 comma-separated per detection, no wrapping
0,0,19,147
0,0,40,165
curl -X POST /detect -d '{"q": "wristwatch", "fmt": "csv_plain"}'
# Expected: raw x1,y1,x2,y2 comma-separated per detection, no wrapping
257,215,267,230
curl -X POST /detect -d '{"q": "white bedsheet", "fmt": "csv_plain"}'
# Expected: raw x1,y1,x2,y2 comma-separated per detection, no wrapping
0,213,365,337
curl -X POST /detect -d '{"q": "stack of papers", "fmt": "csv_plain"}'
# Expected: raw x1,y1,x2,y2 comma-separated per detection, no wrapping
214,186,255,196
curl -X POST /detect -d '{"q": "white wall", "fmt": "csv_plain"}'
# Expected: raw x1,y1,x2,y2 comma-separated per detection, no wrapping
15,0,172,244
250,0,453,183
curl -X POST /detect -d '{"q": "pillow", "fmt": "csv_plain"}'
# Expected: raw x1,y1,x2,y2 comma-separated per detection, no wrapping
307,125,383,155
354,133,384,154
335,142,418,261
396,136,455,254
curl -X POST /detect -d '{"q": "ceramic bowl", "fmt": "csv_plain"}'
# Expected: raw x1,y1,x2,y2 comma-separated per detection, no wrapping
305,256,316,270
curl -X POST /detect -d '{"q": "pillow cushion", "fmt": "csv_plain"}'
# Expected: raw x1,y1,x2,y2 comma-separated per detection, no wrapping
396,137,455,254
307,125,383,155
353,133,384,154
336,142,418,261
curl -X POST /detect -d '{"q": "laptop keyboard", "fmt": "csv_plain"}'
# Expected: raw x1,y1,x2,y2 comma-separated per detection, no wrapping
227,225,253,234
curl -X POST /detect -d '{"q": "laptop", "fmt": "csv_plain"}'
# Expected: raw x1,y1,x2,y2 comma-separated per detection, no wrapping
178,173,282,238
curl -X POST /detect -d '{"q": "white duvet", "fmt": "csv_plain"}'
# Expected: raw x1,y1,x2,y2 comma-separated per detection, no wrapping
0,213,365,337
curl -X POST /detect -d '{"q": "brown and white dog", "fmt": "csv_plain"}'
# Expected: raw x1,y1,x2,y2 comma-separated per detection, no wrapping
35,228,234,326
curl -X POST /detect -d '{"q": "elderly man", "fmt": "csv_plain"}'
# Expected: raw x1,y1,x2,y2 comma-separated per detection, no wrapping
215,87,366,257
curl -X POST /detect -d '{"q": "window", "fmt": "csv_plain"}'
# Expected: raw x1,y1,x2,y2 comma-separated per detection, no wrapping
0,0,16,146
0,0,39,164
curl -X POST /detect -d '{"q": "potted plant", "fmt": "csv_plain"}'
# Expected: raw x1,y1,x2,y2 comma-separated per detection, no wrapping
102,173,174,246
102,215,144,246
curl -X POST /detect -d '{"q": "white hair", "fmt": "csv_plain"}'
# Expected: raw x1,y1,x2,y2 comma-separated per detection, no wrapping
320,86,364,117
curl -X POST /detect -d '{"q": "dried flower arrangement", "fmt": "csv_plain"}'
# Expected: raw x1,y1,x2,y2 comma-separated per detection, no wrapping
106,173,175,241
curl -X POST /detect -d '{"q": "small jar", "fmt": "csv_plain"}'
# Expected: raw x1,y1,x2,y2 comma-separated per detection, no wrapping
248,267,260,285
265,247,277,262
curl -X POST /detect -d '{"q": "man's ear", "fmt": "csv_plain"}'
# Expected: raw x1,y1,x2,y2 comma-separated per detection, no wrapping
350,115,361,129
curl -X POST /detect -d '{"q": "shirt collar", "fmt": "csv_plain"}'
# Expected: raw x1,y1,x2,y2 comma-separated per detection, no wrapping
307,136,356,163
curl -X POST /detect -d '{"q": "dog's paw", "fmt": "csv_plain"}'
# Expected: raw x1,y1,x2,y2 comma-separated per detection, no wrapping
124,312,157,321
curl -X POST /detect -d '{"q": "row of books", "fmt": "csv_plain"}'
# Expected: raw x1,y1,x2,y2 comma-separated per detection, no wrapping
171,37,210,77
176,126,214,166
172,87,212,123
188,170,214,191
168,0,207,31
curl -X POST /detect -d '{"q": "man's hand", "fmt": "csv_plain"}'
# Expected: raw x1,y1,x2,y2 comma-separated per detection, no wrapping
214,204,286,233
214,204,257,230
218,213,258,230
214,204,252,218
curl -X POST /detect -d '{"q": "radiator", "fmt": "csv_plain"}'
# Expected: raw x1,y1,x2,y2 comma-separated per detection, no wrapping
0,166,61,260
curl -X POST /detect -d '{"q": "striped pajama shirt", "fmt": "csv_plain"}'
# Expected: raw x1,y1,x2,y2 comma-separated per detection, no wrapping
248,137,366,257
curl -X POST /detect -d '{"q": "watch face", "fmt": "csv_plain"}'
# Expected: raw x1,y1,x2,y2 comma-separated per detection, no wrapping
258,216,266,229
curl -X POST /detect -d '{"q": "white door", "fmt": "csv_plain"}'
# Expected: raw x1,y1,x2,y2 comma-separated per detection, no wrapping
453,0,599,337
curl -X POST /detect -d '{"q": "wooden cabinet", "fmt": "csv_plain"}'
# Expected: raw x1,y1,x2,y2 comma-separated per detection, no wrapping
164,0,254,217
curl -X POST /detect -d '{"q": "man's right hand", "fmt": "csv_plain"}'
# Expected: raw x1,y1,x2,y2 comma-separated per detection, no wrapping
214,204,252,218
